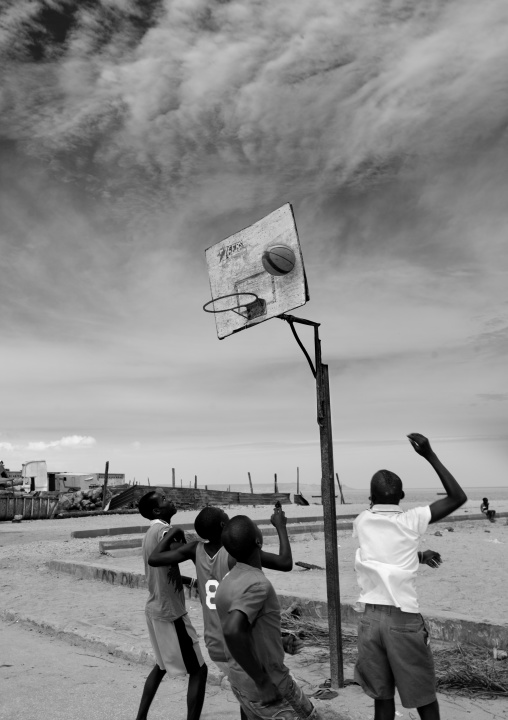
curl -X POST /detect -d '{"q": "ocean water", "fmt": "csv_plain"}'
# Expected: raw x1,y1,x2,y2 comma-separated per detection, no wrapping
202,481,508,504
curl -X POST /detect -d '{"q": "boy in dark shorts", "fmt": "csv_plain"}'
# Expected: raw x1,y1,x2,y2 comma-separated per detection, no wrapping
135,489,207,720
148,504,297,676
353,433,467,720
215,515,321,720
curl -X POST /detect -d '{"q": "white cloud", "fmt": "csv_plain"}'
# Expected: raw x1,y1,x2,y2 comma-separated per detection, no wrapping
131,441,142,449
26,436,97,451
0,442,15,452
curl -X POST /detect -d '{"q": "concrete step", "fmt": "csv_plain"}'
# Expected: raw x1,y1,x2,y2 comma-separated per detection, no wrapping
46,559,508,650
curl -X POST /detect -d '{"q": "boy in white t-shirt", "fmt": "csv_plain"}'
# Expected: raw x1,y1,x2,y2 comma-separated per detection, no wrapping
353,433,467,720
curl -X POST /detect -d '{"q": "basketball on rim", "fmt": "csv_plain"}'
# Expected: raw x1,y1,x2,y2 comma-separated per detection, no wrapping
261,245,296,276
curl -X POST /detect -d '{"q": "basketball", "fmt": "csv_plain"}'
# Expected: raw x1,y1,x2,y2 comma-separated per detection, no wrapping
261,245,296,276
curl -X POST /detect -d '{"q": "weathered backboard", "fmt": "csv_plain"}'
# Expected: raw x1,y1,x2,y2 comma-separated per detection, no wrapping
205,204,309,339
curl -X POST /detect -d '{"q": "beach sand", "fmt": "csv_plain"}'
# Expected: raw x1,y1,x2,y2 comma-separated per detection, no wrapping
1,500,507,719
2,498,507,626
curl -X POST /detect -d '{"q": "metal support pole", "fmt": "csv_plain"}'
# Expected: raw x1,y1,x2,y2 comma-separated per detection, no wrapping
278,314,344,686
314,326,344,689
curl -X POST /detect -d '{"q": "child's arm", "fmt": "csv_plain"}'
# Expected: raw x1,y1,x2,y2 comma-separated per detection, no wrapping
148,530,199,567
260,505,293,572
222,610,281,704
407,433,467,523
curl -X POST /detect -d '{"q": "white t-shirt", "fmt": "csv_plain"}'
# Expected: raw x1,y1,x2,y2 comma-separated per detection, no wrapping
353,504,432,613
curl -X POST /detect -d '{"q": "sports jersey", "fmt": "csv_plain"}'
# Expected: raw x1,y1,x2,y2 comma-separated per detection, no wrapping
194,542,230,661
215,562,290,701
142,520,187,621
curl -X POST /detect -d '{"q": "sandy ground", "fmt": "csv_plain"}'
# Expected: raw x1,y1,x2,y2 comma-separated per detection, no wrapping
2,500,507,626
1,503,507,720
2,622,507,720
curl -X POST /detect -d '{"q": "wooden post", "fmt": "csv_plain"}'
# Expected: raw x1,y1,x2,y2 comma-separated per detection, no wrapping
297,466,300,495
101,461,110,510
274,473,278,493
315,326,343,689
205,485,208,490
336,472,345,505
180,478,182,488
147,477,150,486
248,472,254,494
194,475,197,489
172,468,175,488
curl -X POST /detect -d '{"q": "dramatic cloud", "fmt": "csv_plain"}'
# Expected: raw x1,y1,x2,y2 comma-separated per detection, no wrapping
1,0,507,483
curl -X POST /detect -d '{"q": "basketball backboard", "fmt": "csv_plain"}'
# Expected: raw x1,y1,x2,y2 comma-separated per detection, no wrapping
204,204,309,339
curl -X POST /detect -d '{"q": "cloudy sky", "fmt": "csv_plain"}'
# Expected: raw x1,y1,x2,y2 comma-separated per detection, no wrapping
1,0,507,490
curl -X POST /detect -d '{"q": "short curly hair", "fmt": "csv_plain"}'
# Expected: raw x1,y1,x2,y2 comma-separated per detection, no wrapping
194,506,225,540
221,515,259,562
137,491,160,520
370,470,403,503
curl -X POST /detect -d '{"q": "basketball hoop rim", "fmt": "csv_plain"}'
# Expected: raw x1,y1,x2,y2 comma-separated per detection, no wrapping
203,292,260,314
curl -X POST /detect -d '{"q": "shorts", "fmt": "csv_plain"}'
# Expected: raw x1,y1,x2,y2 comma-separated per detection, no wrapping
145,612,204,677
231,676,321,720
214,660,230,678
354,604,436,709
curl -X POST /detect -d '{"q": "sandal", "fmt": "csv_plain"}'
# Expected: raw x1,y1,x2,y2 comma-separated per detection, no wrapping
319,678,331,689
311,688,339,700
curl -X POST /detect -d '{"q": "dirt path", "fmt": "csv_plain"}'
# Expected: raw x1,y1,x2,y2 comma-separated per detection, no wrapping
2,617,507,720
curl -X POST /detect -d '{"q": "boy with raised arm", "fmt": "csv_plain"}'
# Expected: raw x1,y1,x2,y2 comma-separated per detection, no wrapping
135,489,207,720
215,515,322,720
148,503,297,675
353,433,467,720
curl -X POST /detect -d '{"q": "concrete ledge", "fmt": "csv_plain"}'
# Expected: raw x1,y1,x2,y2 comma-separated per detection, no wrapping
73,510,508,539
97,522,346,553
48,559,148,589
96,511,507,551
107,547,143,558
72,515,357,540
47,559,507,650
0,608,223,685
276,594,508,649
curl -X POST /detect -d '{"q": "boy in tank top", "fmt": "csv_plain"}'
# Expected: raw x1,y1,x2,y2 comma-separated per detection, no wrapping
148,504,298,675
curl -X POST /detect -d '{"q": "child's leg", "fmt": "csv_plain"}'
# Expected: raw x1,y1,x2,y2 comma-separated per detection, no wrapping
374,698,395,720
417,699,440,719
187,663,208,720
136,664,166,720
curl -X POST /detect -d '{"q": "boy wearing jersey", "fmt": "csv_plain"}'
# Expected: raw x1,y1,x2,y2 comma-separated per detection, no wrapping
135,489,208,720
215,515,321,720
353,434,467,720
148,504,295,673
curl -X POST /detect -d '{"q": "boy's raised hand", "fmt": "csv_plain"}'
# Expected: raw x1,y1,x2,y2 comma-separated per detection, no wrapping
270,506,287,529
407,433,433,459
421,550,442,568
